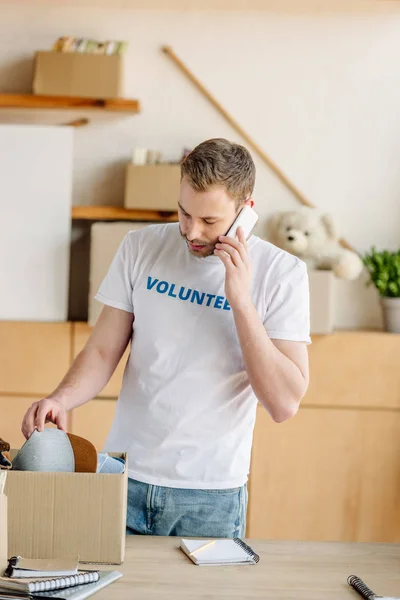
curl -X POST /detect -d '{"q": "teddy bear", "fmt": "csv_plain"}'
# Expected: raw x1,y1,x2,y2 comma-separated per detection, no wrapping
267,206,363,280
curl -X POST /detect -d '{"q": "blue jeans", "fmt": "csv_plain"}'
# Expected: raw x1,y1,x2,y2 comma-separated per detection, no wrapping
126,478,248,537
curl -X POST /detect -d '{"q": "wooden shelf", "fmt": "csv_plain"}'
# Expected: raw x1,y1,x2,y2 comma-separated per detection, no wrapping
72,205,178,222
0,94,140,126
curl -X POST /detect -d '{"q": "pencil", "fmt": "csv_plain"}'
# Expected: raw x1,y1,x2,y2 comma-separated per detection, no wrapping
189,540,216,556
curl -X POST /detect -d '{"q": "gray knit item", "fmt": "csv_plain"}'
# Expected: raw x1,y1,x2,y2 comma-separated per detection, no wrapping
12,429,75,472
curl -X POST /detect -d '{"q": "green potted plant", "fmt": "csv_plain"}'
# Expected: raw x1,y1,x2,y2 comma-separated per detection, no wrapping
363,247,400,333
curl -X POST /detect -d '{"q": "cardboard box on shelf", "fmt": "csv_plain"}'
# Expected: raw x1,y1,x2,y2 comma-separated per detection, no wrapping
33,51,124,99
309,270,335,334
5,452,127,564
124,164,181,211
0,493,7,576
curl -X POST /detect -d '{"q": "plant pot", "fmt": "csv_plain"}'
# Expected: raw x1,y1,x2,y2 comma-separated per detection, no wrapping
380,297,400,333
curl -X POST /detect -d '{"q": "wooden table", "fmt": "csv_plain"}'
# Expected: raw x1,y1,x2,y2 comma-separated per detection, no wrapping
93,537,400,599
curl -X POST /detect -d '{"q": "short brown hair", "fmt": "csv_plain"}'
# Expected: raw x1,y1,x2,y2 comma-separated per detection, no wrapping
181,138,255,208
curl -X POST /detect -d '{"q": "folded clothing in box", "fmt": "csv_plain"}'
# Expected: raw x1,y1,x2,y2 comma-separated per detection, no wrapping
12,429,97,473
11,429,126,474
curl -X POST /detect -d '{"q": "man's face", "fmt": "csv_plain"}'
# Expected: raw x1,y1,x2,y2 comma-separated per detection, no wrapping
178,177,239,258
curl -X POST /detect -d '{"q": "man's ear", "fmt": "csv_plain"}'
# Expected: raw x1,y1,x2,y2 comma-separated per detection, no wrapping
320,213,337,240
244,198,255,209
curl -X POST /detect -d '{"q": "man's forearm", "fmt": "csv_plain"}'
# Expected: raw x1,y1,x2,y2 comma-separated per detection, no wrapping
47,347,118,411
233,302,308,422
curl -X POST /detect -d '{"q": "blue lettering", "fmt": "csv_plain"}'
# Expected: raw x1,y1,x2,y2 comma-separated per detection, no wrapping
147,276,230,312
147,276,158,290
214,296,224,309
168,284,177,298
205,294,216,307
156,281,169,294
191,290,205,305
223,299,231,311
178,287,192,301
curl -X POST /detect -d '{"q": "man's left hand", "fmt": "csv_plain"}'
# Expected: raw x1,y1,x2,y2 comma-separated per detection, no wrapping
214,227,252,311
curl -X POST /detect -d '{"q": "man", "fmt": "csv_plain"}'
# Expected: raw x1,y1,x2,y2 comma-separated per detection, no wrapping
21,138,310,538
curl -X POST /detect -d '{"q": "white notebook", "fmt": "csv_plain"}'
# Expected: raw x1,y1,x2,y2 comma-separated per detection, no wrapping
5,556,79,578
9,570,123,600
0,571,99,594
180,538,260,566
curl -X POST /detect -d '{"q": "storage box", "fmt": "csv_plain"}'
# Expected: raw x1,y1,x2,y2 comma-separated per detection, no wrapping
309,270,335,334
5,452,127,564
89,222,150,327
124,164,181,211
33,51,124,99
0,494,7,576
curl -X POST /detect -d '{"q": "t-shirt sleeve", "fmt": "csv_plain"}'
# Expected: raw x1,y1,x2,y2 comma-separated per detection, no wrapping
94,234,134,314
263,259,311,344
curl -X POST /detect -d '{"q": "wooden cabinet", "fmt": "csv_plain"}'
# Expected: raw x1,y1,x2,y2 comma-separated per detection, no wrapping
0,321,71,450
72,322,129,399
2,396,44,449
0,322,122,452
247,331,400,542
304,332,400,409
0,322,71,396
248,405,400,542
70,398,117,450
1,324,399,543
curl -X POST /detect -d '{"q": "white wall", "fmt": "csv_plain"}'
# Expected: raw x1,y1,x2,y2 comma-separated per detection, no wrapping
0,2,399,327
0,125,73,321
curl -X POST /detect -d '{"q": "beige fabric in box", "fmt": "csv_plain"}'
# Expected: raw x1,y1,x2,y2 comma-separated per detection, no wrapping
5,452,127,564
33,51,124,99
124,164,181,211
89,222,150,327
0,495,7,576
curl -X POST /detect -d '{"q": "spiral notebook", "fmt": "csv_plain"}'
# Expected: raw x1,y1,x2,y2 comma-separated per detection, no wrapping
5,556,78,578
0,570,122,600
0,571,99,594
347,574,400,600
180,538,260,566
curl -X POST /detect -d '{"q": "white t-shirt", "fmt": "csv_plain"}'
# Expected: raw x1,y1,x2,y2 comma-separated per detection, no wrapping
95,222,310,489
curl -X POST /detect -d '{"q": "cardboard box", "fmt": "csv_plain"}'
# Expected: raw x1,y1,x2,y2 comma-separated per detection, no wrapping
124,164,181,211
33,51,124,99
89,222,150,327
0,494,7,576
309,270,335,334
5,452,127,564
